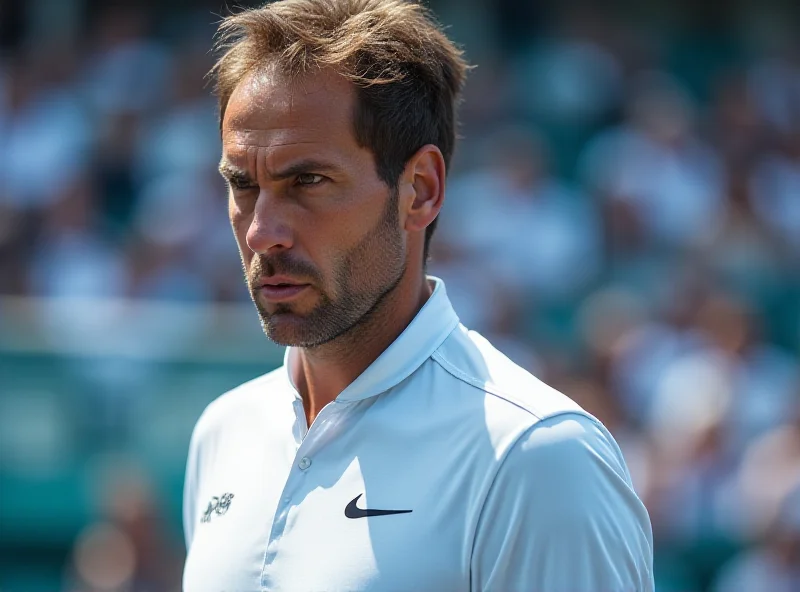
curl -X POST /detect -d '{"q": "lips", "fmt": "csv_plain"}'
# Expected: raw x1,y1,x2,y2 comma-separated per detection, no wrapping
256,276,311,303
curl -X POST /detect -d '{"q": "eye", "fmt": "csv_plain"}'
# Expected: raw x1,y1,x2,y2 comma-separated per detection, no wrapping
296,173,325,186
230,178,258,191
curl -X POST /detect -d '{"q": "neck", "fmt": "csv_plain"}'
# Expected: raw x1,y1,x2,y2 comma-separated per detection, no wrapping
292,270,432,427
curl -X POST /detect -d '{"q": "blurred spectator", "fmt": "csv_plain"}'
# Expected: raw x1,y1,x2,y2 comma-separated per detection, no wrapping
714,443,800,591
511,7,623,127
132,46,219,184
437,126,603,303
748,50,800,137
63,455,183,592
127,173,216,303
28,171,128,300
580,70,726,251
82,7,170,118
2,44,91,212
749,132,800,259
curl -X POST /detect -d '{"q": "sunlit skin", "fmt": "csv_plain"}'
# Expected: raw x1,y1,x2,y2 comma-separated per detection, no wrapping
220,66,445,426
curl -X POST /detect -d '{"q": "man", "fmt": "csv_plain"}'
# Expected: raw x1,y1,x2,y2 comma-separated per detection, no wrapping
183,0,654,590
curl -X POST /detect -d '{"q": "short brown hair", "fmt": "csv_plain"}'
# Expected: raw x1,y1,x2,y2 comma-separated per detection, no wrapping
212,0,469,260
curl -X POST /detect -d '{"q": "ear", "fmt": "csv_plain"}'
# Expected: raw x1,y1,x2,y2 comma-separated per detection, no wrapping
398,144,446,235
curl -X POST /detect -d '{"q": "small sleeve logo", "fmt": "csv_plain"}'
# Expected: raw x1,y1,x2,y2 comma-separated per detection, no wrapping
200,492,235,523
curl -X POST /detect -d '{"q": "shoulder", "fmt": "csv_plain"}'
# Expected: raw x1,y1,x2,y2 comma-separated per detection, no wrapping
479,413,651,546
500,412,634,498
432,325,589,424
431,324,643,509
429,326,634,483
471,411,655,591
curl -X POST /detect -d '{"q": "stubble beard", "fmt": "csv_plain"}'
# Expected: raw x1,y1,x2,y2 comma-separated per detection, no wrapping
246,189,406,348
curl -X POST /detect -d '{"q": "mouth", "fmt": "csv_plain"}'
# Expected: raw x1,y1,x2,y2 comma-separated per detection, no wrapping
256,277,311,303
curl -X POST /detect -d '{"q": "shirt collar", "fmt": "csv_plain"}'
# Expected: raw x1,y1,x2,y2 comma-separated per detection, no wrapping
283,276,459,402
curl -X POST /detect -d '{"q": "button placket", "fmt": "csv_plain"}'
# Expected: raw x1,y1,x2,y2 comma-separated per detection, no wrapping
294,403,338,463
277,406,335,516
291,399,307,445
263,402,354,585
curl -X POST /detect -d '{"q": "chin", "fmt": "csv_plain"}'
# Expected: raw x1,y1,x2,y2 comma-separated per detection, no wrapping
260,313,321,348
260,314,302,346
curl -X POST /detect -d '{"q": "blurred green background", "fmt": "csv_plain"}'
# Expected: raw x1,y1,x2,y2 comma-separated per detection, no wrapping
1,0,800,590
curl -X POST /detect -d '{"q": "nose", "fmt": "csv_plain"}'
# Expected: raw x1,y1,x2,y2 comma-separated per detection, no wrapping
245,189,294,254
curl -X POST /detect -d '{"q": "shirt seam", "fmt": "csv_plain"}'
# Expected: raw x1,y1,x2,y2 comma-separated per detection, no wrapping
431,347,547,420
432,347,597,431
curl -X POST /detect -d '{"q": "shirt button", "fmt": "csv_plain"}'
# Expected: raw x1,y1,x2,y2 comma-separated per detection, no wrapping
298,457,312,470
283,497,290,504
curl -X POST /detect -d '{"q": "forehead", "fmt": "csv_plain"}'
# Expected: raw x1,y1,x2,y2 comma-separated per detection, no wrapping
222,67,360,161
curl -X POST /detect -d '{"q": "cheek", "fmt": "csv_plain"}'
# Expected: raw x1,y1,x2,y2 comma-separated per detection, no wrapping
229,199,253,260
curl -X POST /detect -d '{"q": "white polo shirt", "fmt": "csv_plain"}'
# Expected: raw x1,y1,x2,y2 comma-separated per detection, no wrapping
183,278,654,591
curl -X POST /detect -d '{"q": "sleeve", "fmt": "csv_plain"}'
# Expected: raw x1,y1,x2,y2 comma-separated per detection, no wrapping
471,412,654,592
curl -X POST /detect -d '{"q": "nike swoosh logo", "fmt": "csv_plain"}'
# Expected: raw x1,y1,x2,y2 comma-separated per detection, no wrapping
344,494,412,519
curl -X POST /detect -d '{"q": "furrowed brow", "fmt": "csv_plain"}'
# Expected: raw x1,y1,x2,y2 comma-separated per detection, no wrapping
268,159,340,181
219,158,340,183
218,161,252,184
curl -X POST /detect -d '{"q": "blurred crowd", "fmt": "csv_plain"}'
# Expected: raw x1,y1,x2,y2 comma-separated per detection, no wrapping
2,0,800,590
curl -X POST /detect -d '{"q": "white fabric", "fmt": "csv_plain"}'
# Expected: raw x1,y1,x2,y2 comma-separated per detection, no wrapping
183,278,654,591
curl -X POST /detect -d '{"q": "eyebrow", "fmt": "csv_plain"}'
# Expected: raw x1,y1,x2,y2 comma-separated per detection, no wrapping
218,158,341,183
218,161,252,184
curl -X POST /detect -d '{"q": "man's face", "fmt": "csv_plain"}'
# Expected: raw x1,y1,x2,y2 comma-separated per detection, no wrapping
220,67,407,347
